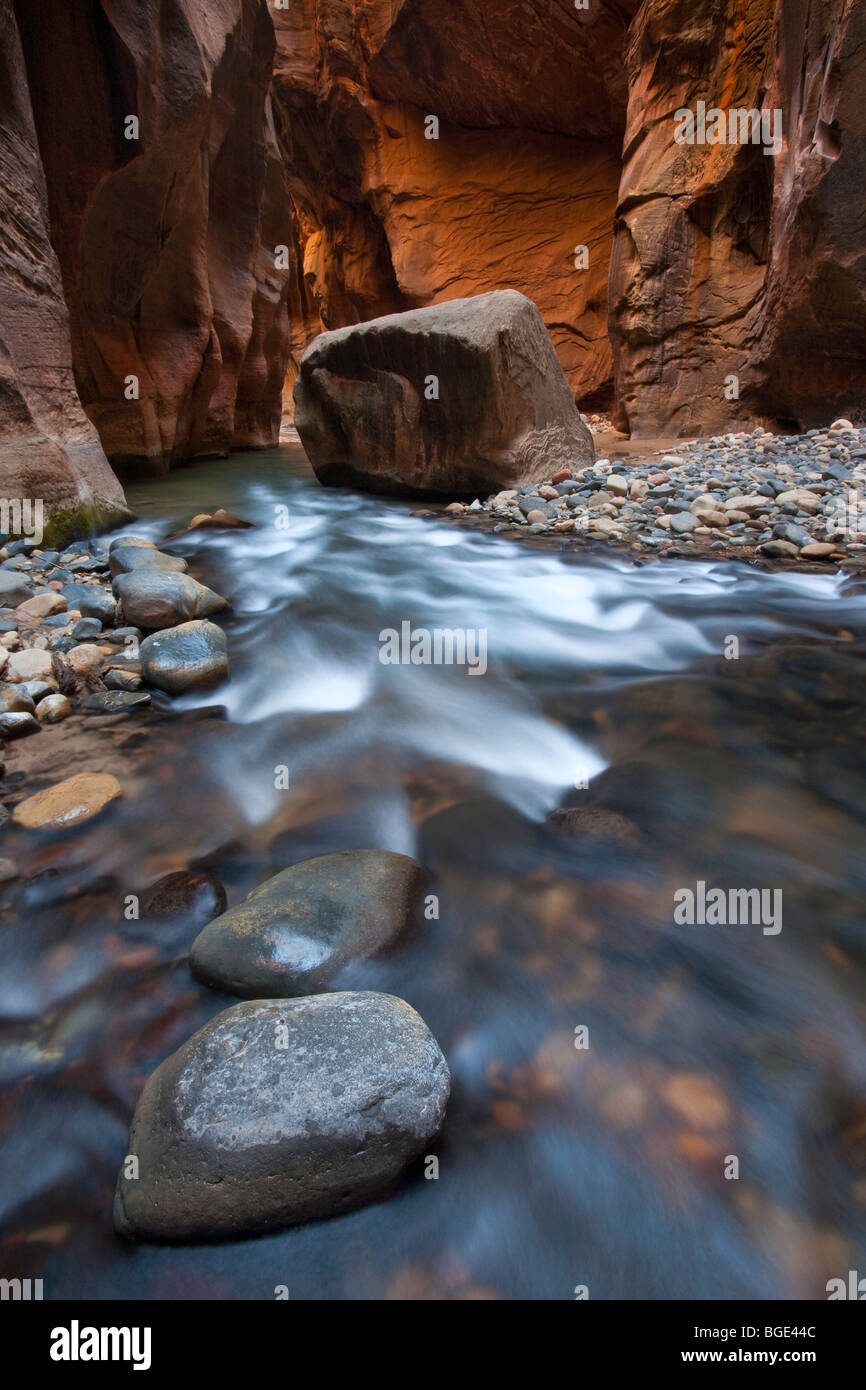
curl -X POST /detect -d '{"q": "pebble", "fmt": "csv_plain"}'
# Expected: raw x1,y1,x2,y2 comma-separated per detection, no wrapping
35,693,71,723
190,850,425,998
12,772,123,829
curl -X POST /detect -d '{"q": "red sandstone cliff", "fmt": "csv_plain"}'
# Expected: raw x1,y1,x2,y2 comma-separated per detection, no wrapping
0,0,129,535
270,0,640,415
12,0,293,478
610,0,866,435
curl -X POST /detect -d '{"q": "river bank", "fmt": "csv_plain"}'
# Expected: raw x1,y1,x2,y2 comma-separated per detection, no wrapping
427,421,866,575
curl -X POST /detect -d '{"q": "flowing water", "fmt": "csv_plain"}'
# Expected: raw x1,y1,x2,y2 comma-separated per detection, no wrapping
1,444,865,1299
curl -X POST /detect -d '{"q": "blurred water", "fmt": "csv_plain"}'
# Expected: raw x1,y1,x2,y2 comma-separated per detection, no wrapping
0,445,864,1299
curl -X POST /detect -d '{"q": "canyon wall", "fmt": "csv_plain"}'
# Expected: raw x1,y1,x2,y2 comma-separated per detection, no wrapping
12,0,293,479
610,0,866,434
275,0,865,438
270,0,642,414
0,0,129,537
1,0,864,508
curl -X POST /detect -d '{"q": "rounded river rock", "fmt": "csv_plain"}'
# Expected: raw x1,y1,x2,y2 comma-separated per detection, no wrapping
113,991,450,1241
190,848,425,997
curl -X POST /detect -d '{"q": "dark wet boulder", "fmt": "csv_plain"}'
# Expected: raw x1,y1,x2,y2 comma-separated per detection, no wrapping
113,991,450,1241
139,620,228,694
141,869,227,930
109,545,189,578
61,582,116,626
190,849,424,998
113,572,227,630
294,290,595,496
0,711,40,739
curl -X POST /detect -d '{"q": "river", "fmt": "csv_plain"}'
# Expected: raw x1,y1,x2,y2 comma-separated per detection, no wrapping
1,444,864,1299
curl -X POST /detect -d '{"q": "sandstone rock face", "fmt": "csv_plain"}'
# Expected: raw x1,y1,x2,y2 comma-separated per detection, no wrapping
12,0,293,476
295,291,595,494
114,992,450,1240
271,1,638,411
0,0,130,538
609,0,866,436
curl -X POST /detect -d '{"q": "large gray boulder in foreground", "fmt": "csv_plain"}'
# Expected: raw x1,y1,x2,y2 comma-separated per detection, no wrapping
113,992,450,1241
190,849,424,997
293,290,595,495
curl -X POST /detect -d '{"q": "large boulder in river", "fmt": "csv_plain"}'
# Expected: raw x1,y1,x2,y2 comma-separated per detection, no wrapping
293,290,595,496
140,620,228,695
113,992,450,1241
113,572,226,630
190,849,424,997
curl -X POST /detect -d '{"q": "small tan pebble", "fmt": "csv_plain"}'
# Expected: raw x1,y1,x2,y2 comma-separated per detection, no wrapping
0,858,17,883
799,543,836,559
445,502,467,515
606,474,628,496
538,485,559,500
526,509,549,524
662,1073,730,1130
12,772,123,830
1,632,20,650
64,643,104,674
554,519,575,532
35,693,71,723
189,514,213,528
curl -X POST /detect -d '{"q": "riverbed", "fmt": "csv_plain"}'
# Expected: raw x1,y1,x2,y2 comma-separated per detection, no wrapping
1,444,864,1299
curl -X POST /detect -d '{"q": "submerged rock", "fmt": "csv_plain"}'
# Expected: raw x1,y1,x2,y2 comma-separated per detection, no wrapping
113,991,450,1241
141,870,227,929
294,290,595,496
190,849,424,997
12,772,122,829
139,620,228,694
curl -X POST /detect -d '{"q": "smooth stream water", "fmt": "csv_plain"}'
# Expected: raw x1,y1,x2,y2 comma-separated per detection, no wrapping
1,445,865,1299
